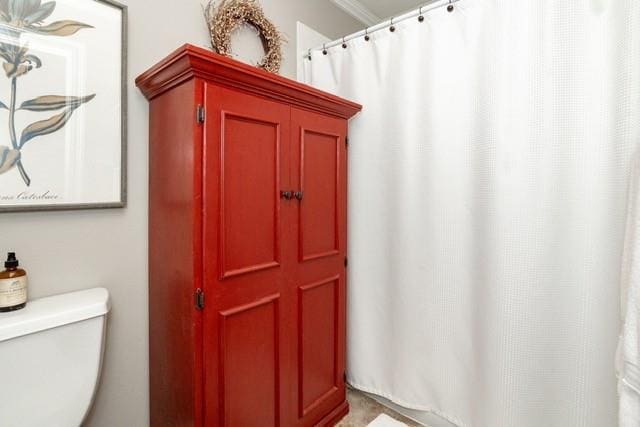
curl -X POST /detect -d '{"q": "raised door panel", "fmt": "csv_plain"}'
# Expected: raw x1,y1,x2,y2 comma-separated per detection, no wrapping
220,295,280,427
290,108,348,426
298,276,340,417
220,111,281,278
203,84,294,427
299,130,340,262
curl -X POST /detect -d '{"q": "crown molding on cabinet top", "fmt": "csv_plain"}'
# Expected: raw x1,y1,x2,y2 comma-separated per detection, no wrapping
330,0,381,26
135,44,362,120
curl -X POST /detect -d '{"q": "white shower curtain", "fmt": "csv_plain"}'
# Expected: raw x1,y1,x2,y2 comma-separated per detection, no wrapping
303,1,640,426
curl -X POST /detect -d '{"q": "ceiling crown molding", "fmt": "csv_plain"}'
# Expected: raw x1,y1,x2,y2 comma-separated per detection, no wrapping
330,0,381,26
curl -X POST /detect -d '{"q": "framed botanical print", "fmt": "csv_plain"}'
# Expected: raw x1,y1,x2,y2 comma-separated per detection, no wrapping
0,0,126,212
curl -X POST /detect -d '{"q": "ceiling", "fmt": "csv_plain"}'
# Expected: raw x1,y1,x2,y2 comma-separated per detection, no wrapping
359,0,426,19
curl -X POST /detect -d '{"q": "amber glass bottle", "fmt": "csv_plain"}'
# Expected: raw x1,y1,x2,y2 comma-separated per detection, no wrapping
0,252,28,312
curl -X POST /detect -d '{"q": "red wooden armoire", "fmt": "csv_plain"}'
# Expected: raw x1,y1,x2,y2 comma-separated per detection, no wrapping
136,45,361,427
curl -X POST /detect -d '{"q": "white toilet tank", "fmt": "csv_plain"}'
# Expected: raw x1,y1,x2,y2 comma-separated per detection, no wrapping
0,288,110,427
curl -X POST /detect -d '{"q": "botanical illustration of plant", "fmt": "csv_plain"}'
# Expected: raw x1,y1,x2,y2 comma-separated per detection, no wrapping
0,0,95,186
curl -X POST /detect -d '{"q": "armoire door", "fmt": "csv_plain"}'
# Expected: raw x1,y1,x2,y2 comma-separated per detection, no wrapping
289,108,348,426
202,83,295,427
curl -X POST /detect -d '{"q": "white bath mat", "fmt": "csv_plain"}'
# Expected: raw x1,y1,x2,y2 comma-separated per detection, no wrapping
367,414,409,427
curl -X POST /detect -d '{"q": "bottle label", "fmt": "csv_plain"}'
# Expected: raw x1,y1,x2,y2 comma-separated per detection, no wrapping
0,275,27,308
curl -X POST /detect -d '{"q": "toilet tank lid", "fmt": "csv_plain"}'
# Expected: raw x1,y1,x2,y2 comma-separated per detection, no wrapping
0,287,110,342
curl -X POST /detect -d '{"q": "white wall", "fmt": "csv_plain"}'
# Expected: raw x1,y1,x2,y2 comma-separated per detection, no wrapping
0,1,360,425
296,22,330,81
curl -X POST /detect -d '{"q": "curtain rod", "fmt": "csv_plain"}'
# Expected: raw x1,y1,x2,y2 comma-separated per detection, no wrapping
303,0,460,58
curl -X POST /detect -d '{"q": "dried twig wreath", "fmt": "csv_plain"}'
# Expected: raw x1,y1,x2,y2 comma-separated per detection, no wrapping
204,0,284,74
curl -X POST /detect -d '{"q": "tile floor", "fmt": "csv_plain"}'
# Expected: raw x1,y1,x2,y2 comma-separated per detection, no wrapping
337,388,422,427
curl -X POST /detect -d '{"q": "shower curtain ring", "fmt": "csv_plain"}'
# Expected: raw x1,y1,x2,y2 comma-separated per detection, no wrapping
342,37,347,49
418,6,424,22
322,43,328,55
447,0,455,12
389,17,396,32
364,28,370,41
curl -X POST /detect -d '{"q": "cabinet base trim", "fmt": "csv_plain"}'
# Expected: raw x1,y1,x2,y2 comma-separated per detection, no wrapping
315,399,349,427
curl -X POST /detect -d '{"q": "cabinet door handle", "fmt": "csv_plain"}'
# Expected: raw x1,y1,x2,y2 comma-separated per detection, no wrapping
281,191,293,200
294,191,304,201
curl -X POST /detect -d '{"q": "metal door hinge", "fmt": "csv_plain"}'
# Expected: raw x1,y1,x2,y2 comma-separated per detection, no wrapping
344,257,348,268
195,288,205,310
196,105,205,124
345,137,349,147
